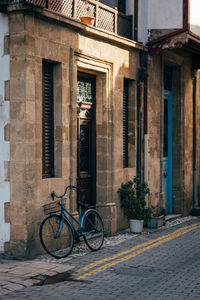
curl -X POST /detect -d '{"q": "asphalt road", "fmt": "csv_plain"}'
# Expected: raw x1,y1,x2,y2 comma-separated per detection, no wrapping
1,218,200,300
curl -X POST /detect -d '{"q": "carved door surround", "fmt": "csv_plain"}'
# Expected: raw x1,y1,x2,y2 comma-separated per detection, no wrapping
77,72,96,207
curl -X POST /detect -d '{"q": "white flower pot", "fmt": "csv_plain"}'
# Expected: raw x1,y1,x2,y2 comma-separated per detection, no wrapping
129,219,144,233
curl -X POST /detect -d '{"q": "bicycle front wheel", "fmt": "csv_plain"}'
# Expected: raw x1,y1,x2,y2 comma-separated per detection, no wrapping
82,209,104,251
39,215,74,259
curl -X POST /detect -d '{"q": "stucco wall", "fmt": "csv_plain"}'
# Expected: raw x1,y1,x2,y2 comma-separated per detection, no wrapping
138,0,148,44
190,0,200,36
0,13,10,252
138,0,183,44
148,0,183,30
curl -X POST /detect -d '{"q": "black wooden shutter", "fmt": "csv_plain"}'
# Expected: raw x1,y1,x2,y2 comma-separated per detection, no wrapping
118,0,126,14
42,62,54,178
123,79,129,168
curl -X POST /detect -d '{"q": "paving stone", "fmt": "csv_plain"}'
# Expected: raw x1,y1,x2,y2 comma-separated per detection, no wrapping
7,267,32,275
0,217,200,299
3,282,24,292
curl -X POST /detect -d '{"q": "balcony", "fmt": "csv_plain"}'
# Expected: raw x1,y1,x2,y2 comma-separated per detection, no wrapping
3,0,132,39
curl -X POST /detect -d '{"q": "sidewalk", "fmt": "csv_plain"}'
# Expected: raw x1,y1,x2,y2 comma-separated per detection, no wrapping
0,260,74,297
0,215,198,297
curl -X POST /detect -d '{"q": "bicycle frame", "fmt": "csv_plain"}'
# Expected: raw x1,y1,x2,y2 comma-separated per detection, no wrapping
57,198,83,237
56,199,97,238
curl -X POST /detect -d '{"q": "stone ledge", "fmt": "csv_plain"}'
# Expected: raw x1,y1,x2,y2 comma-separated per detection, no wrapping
4,124,10,141
4,80,10,101
4,161,10,181
4,35,10,55
4,202,10,223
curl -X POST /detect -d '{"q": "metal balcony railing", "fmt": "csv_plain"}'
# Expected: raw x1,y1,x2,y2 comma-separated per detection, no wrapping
5,0,132,39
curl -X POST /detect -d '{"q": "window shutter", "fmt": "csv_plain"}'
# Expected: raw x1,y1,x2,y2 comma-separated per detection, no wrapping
42,62,54,178
123,79,129,168
118,0,126,14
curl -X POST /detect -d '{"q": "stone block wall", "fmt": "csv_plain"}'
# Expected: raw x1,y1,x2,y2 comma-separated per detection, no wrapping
147,54,163,210
147,49,195,216
6,6,142,257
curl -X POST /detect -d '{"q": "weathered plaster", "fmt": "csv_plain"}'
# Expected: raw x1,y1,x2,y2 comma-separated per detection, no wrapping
137,0,183,44
148,0,183,30
0,13,10,252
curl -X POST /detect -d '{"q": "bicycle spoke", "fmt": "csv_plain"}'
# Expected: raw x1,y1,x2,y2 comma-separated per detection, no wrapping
40,215,74,259
82,210,104,251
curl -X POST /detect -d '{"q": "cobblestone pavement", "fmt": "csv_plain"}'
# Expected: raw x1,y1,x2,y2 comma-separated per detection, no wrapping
0,216,200,299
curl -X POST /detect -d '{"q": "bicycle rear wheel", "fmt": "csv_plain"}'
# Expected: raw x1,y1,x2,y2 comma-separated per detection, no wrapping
82,209,104,251
39,215,74,259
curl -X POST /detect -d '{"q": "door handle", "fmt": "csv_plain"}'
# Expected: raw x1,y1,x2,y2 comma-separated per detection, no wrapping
163,171,168,178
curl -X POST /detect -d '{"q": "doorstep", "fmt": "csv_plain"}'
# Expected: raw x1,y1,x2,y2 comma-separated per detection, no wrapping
165,214,182,222
191,207,200,216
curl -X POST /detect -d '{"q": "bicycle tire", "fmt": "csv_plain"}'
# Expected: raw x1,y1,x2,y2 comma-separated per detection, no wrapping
39,214,74,259
82,209,104,251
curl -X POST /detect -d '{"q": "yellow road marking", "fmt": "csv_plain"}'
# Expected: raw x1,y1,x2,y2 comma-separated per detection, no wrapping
74,223,199,275
74,222,200,280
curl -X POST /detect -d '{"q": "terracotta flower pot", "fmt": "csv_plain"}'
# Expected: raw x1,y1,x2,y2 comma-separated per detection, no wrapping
80,16,95,26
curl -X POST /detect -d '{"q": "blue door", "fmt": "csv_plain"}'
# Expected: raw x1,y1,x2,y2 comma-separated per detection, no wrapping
163,90,173,213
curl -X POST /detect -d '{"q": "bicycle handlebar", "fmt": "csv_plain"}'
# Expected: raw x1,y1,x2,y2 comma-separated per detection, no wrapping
51,185,78,200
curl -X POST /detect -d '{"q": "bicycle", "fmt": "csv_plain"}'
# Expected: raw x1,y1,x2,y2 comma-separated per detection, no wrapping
39,185,104,259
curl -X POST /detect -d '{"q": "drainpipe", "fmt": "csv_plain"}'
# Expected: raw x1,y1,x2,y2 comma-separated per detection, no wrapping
137,84,141,182
134,0,138,41
144,59,148,186
137,50,148,183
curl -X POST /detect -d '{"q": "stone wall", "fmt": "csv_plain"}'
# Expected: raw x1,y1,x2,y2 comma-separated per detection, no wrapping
147,49,195,216
147,54,163,210
7,6,142,257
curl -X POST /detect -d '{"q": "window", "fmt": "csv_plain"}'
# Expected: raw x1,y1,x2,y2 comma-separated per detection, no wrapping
99,1,126,13
42,61,54,178
123,79,129,167
164,65,173,91
123,78,135,168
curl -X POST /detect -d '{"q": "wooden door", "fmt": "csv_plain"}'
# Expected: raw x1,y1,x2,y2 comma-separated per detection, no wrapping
77,72,96,207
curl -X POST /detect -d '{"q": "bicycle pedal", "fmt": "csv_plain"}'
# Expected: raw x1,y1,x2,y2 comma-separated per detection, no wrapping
74,235,80,243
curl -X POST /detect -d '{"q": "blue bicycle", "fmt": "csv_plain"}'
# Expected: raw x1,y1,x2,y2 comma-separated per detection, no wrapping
39,185,104,259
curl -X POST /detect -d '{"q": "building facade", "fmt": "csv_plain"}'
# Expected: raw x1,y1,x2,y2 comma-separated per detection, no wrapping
0,0,200,257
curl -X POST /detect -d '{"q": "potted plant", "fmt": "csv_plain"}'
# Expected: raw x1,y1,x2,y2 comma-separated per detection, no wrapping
118,177,152,233
147,206,166,228
80,0,95,26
